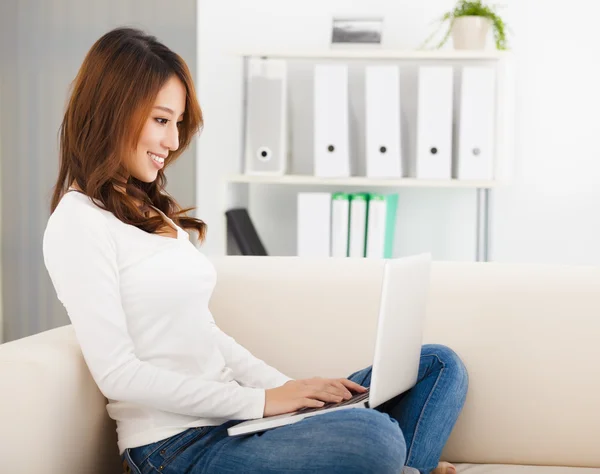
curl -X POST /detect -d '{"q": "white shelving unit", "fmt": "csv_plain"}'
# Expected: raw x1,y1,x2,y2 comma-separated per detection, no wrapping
223,48,514,261
230,49,507,60
227,174,500,189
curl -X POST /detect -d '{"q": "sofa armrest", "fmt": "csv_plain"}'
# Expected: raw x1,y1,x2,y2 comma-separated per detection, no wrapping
0,325,121,474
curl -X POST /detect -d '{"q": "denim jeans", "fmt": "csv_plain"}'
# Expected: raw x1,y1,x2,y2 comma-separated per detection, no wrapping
123,344,468,474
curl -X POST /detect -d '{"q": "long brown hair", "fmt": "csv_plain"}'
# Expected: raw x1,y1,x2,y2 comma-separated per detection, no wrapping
51,27,206,240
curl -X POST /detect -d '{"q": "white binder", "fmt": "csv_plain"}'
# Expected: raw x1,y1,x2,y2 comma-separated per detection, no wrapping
331,193,350,258
348,194,369,258
245,58,288,175
314,64,350,177
297,193,331,257
456,66,496,180
365,66,402,178
416,66,454,180
366,196,386,259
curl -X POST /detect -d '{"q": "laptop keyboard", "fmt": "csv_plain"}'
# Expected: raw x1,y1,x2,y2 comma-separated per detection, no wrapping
294,388,370,415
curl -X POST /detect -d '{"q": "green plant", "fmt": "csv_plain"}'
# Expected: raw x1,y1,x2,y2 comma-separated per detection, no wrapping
421,0,509,50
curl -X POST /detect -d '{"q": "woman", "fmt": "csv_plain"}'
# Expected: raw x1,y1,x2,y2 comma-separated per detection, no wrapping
43,27,468,474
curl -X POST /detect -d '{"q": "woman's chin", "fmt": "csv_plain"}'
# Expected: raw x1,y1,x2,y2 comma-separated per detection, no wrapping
132,171,159,183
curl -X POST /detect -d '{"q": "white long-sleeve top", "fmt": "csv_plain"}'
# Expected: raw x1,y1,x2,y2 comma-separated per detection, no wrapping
43,190,291,454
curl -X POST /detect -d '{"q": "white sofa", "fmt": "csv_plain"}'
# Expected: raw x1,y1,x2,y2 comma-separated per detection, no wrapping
1,257,599,474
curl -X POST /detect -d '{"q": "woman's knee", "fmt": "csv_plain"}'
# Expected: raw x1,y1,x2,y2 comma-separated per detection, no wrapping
327,409,406,473
422,344,469,394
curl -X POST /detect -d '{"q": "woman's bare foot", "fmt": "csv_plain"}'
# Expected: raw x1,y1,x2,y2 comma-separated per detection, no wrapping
431,461,457,474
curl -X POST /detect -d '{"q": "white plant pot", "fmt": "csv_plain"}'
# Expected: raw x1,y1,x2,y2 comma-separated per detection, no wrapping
451,16,491,50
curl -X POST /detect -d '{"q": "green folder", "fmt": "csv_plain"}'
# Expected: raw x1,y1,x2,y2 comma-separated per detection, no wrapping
366,193,398,258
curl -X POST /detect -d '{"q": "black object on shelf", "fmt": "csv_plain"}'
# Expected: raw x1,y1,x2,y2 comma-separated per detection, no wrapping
225,208,268,256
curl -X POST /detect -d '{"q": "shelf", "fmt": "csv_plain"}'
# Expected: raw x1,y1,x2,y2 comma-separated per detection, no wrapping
232,49,507,61
226,174,499,189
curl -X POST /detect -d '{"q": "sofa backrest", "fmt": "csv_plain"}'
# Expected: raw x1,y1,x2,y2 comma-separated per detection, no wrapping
210,257,600,468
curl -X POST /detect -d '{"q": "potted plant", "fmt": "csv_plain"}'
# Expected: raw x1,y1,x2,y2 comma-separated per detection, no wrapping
421,0,509,50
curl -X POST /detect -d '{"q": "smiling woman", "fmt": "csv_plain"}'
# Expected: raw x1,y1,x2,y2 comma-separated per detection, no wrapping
50,27,206,240
42,26,466,474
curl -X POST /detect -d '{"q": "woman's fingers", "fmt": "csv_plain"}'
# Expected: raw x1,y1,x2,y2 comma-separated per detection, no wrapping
338,378,368,393
305,388,346,403
302,398,325,408
303,378,348,398
318,380,352,399
300,377,368,399
330,380,353,398
318,378,367,395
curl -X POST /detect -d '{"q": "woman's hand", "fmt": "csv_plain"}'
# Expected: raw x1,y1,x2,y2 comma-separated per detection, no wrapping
263,377,368,417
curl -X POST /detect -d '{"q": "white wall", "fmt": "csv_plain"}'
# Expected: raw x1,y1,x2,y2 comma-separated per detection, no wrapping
196,0,600,265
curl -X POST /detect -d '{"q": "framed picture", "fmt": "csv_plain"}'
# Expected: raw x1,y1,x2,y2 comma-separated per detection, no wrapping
331,17,383,45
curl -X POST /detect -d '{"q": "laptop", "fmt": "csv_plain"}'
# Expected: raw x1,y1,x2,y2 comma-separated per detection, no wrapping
227,253,432,437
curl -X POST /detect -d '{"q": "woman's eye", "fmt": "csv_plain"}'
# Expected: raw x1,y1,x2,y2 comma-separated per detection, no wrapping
155,118,169,125
176,121,183,128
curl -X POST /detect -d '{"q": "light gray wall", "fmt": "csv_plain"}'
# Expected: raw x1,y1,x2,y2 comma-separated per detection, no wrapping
0,0,197,342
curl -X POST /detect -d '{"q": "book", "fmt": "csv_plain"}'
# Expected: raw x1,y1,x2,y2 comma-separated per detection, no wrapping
225,208,268,256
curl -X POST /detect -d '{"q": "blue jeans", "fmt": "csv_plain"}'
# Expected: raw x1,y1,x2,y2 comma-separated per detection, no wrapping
123,344,468,474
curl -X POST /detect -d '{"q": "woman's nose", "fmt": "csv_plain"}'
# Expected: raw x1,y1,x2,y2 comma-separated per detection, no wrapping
163,124,179,151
